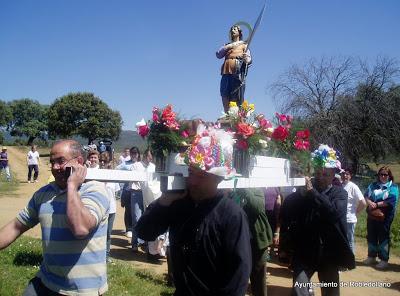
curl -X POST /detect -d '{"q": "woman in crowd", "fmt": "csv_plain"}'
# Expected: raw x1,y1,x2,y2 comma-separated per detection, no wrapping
363,166,398,269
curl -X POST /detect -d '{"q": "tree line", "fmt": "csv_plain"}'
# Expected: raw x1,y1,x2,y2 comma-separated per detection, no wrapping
271,56,400,172
0,92,123,145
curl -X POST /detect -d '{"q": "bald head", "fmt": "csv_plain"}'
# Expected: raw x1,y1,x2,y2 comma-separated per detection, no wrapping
52,140,83,158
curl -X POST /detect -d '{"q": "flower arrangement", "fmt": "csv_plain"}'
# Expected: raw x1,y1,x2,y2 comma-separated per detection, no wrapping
181,124,236,178
222,101,272,154
311,144,341,170
136,104,192,157
137,101,312,174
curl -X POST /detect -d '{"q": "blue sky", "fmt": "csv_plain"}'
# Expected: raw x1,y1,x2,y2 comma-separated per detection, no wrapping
1,0,399,130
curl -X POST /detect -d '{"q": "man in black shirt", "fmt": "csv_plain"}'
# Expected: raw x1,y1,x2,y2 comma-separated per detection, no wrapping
136,166,252,296
283,145,355,296
136,125,252,296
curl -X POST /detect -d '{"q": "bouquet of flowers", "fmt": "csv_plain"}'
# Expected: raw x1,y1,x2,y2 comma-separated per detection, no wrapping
222,100,273,154
222,101,312,173
267,112,311,173
136,104,192,157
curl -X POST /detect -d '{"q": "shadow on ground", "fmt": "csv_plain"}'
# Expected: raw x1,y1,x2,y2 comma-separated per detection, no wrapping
13,251,42,266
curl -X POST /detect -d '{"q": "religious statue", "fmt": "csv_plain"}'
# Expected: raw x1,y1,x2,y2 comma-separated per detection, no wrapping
216,24,252,112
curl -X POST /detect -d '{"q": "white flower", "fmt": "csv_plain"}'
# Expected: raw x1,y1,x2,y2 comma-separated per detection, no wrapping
136,118,146,127
259,139,268,148
228,106,239,116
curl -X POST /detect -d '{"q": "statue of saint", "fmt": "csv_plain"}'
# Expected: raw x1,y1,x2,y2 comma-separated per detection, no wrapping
216,25,252,112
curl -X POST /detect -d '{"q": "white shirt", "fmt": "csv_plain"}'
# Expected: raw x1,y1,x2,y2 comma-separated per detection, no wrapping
105,182,120,214
119,155,131,165
130,161,156,190
27,151,40,165
343,181,364,223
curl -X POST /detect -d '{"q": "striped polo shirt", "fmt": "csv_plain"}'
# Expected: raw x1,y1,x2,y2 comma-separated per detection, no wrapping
17,181,109,296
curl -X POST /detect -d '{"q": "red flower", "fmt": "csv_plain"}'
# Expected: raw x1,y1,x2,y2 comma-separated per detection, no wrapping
296,129,310,140
138,125,150,138
237,139,249,150
161,105,176,123
271,125,289,141
236,122,255,138
294,139,310,150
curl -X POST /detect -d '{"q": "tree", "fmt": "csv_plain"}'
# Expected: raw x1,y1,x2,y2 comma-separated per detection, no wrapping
333,57,400,170
270,56,400,171
271,56,356,118
0,100,13,128
8,99,48,145
47,92,123,144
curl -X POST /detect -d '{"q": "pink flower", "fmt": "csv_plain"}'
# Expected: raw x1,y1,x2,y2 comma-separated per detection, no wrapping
275,112,292,125
138,125,150,138
237,139,249,150
257,115,273,129
181,130,190,138
271,125,289,141
294,139,310,150
152,107,160,123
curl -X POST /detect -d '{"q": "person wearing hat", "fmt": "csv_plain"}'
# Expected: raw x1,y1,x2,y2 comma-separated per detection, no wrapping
136,125,252,296
283,145,355,296
0,146,11,181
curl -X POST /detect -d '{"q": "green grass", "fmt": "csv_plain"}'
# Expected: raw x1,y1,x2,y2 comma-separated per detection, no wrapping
0,168,19,196
0,236,174,296
354,162,400,256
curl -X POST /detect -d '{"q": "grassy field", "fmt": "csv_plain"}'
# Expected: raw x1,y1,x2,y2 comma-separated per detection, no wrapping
0,168,19,196
0,236,173,296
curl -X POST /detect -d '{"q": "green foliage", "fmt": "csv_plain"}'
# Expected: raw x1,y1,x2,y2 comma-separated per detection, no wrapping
147,121,186,157
47,92,123,144
0,100,12,127
0,236,174,296
7,99,48,145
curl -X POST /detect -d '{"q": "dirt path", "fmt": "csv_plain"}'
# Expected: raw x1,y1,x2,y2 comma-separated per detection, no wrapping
1,147,399,295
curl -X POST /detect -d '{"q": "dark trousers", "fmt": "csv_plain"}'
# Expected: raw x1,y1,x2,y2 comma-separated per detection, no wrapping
28,164,39,181
367,218,391,261
292,261,339,296
121,189,132,232
23,277,61,296
250,249,268,296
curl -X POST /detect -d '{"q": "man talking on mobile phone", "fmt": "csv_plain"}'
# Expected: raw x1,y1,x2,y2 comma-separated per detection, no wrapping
0,139,110,296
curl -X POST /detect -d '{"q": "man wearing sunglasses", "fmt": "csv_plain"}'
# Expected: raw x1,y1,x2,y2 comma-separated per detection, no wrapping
0,139,110,295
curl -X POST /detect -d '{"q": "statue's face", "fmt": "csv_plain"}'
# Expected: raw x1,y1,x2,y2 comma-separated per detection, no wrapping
231,26,240,38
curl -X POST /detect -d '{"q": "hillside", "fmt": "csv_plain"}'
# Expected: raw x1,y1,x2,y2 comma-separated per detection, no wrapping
2,130,147,153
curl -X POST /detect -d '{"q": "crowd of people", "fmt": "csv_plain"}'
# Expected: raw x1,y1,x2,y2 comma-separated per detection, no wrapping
0,139,398,296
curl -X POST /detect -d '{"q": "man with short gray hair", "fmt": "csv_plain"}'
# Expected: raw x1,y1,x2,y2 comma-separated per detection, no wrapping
0,139,109,295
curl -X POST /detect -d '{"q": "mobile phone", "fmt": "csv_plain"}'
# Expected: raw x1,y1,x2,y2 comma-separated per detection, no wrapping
64,167,73,178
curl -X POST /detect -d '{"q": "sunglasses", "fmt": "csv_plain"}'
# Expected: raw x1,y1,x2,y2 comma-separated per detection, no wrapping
379,173,389,177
